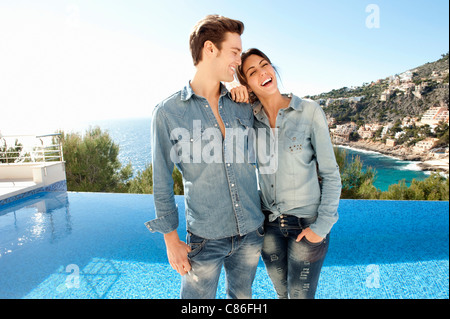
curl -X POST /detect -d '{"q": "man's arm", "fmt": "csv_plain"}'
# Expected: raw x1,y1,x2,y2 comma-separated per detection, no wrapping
145,106,179,232
145,106,191,276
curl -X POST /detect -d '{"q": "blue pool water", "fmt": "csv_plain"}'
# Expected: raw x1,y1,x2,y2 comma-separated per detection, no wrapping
0,191,448,299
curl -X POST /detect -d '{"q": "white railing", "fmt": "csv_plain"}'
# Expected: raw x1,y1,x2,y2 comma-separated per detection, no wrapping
0,133,64,164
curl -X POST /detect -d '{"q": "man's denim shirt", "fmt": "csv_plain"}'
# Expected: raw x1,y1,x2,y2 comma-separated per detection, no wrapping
145,83,264,239
254,94,342,238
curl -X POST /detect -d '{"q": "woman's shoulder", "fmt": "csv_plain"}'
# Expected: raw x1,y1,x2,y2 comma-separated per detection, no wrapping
288,94,321,113
287,94,329,128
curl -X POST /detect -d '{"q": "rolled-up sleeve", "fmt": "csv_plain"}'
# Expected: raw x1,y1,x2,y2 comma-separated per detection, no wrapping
144,105,179,234
145,207,178,234
309,106,342,238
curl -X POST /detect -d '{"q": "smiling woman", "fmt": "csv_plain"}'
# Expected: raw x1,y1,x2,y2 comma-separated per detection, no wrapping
236,48,281,104
234,48,342,299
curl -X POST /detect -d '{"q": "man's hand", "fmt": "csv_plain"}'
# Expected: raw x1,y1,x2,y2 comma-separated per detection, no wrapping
296,227,324,243
164,230,192,276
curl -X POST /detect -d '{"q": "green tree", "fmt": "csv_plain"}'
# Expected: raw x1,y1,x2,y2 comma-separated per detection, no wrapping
355,180,380,199
127,163,184,195
61,127,132,192
335,146,448,200
379,180,415,200
0,140,23,163
434,121,449,147
406,173,449,200
341,155,377,199
334,147,378,199
128,164,153,194
172,166,184,195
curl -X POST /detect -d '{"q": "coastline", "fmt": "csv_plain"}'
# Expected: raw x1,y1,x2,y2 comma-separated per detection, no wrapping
335,140,449,174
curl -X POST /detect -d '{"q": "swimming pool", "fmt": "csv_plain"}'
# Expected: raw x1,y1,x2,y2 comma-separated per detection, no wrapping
0,191,448,299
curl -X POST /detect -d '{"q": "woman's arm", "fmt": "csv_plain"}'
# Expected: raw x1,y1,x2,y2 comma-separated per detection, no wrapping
304,104,342,239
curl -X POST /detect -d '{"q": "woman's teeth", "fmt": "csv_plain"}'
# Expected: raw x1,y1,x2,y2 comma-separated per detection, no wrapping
261,78,272,86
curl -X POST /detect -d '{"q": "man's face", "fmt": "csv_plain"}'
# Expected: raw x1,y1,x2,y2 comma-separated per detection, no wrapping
214,32,242,82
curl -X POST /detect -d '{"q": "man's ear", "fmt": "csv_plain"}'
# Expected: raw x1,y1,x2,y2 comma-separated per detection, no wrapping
203,40,217,57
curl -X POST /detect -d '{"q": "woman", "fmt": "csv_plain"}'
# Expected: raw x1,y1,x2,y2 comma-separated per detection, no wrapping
232,48,342,299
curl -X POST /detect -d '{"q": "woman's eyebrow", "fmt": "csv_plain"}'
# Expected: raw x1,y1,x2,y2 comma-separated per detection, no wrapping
245,59,266,75
245,65,255,75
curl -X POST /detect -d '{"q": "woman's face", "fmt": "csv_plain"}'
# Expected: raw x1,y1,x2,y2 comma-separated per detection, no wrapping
242,54,278,99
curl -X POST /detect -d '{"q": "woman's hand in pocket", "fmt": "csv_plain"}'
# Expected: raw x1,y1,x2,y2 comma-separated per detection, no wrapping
296,227,324,243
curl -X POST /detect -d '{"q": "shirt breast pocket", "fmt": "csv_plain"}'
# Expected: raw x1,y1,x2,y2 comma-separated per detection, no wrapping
171,126,221,164
284,125,310,154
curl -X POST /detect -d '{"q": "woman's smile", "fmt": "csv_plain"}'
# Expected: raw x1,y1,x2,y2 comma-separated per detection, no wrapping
261,77,273,87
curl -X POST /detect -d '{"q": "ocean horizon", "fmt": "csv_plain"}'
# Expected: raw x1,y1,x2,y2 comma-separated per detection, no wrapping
68,117,431,192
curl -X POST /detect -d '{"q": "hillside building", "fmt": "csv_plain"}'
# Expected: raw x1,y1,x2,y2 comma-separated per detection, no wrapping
420,106,449,125
413,138,440,153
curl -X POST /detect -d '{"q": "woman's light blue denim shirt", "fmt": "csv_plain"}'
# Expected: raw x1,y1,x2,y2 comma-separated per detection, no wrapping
253,94,342,238
145,83,264,239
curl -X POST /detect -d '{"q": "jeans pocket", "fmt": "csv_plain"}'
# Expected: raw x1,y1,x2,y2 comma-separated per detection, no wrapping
302,236,325,247
187,231,207,259
300,234,329,263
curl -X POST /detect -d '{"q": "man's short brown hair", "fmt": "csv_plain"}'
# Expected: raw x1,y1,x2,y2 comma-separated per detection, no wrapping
189,14,244,66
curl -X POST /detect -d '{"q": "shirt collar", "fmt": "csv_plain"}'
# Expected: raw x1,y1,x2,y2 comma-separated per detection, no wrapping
181,81,230,101
252,93,301,116
180,82,195,101
252,101,263,115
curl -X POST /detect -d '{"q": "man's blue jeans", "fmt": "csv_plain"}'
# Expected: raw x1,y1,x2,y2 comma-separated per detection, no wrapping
181,226,264,299
261,214,329,299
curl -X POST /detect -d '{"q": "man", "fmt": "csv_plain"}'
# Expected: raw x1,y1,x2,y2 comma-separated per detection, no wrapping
145,15,264,299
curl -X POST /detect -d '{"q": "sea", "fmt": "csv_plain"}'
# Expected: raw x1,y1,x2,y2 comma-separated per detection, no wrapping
70,117,432,192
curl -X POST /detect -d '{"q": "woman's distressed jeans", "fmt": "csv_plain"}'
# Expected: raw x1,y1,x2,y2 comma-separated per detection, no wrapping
261,214,329,299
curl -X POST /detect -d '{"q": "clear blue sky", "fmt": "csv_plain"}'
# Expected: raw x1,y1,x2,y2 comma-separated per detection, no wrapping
0,0,448,134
